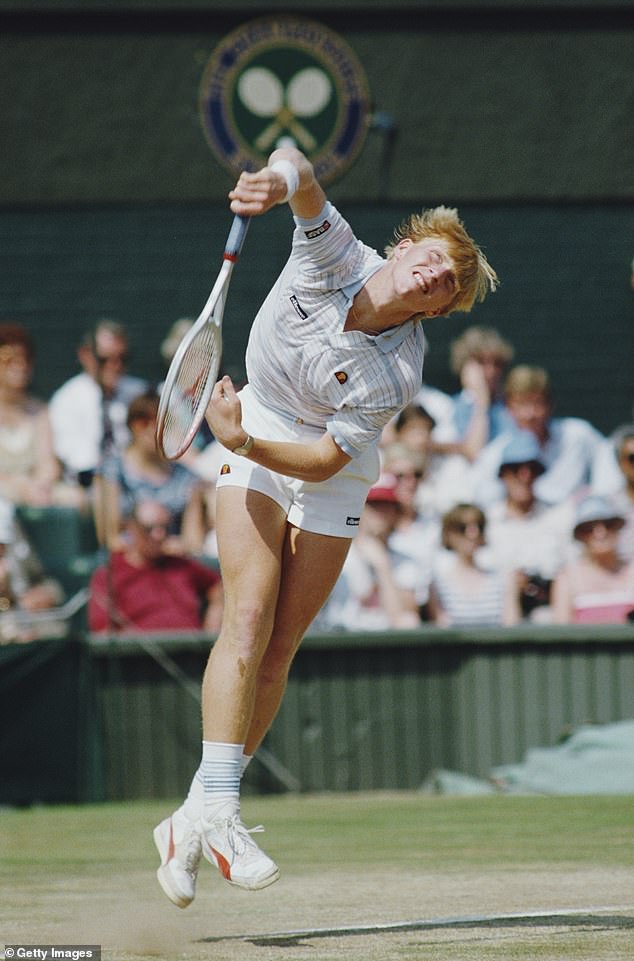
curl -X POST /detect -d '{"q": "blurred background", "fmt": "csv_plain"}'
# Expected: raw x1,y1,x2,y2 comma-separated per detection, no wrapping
1,0,632,431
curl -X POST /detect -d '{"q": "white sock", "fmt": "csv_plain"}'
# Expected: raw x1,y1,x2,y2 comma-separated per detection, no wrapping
241,753,253,776
200,741,244,820
183,747,252,820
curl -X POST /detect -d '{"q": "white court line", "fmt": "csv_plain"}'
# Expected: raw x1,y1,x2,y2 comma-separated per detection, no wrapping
198,904,634,943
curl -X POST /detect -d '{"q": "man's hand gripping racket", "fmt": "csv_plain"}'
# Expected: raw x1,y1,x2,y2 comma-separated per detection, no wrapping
156,215,250,460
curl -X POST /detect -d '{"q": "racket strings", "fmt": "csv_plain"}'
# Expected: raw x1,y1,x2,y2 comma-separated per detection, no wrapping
160,324,221,459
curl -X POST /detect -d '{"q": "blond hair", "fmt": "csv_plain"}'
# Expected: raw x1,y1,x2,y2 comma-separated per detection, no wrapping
504,365,552,400
385,206,499,315
450,325,514,376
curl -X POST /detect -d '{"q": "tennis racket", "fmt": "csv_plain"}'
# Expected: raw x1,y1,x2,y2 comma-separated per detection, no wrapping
156,214,251,460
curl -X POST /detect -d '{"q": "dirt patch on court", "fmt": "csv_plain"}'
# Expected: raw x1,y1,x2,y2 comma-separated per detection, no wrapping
5,863,632,961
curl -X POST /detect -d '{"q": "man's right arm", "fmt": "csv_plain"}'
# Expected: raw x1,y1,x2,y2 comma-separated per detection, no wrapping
228,147,326,220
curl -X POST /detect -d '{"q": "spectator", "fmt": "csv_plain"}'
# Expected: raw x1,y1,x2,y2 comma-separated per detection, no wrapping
551,495,634,624
478,432,574,622
428,503,520,627
0,323,66,506
87,499,223,633
49,319,147,488
93,390,208,554
392,403,473,513
470,365,604,507
591,424,634,563
0,497,65,642
314,474,421,631
382,442,441,614
449,325,515,460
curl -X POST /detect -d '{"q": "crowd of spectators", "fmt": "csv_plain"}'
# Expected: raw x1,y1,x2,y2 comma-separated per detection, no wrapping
0,316,633,636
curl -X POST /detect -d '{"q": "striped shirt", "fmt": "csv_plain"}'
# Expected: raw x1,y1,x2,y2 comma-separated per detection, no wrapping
432,564,507,627
245,202,426,457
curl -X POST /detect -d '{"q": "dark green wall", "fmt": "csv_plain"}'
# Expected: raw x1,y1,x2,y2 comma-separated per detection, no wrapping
2,5,633,204
1,201,632,433
1,2,633,434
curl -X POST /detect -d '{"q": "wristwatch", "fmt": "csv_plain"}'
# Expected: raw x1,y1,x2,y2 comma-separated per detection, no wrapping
232,434,254,456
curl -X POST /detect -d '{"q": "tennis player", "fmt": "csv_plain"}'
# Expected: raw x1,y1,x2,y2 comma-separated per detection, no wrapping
154,146,498,907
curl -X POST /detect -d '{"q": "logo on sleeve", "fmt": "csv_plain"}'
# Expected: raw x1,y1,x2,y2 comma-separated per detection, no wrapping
220,464,232,475
289,294,308,319
305,220,331,240
346,516,360,526
334,370,348,384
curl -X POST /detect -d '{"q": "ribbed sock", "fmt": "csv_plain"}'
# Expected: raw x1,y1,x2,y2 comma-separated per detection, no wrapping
183,745,252,820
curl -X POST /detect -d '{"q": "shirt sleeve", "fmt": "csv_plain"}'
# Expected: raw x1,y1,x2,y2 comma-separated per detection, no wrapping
291,202,374,287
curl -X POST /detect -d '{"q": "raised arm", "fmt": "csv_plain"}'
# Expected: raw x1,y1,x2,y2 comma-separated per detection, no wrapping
228,147,326,221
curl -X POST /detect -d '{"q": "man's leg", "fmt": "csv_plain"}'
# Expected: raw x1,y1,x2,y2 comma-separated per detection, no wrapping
245,524,352,756
155,485,289,904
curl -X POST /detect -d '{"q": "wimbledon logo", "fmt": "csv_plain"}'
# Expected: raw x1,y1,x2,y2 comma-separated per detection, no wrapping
199,16,371,184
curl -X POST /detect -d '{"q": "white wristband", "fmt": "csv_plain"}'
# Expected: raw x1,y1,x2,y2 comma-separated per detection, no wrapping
270,159,300,204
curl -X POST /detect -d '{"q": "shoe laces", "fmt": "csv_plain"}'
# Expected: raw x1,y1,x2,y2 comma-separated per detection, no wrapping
225,814,265,857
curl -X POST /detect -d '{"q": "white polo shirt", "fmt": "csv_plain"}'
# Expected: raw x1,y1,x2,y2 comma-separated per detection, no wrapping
245,202,426,458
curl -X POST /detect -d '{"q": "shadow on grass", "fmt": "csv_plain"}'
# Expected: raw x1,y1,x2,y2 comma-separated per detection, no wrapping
198,909,634,946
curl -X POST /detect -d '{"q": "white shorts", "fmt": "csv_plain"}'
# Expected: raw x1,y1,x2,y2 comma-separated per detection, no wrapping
215,385,380,538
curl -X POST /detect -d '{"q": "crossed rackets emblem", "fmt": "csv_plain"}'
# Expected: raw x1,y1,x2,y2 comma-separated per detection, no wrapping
237,65,333,153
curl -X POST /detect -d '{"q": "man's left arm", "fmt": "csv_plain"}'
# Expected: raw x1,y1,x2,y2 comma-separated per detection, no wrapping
206,376,351,483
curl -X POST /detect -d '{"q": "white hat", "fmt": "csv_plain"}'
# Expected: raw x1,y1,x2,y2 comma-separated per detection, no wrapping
573,495,625,540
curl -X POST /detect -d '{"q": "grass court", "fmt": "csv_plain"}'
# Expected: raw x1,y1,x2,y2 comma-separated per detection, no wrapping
1,792,633,961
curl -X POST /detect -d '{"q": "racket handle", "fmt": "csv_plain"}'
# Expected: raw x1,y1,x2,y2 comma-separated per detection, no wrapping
224,215,251,261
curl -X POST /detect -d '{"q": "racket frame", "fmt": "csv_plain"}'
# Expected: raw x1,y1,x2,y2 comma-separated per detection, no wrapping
156,215,250,460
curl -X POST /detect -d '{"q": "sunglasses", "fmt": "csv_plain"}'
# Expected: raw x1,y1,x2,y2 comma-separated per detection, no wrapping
453,519,485,535
576,518,622,537
95,351,128,365
136,522,168,534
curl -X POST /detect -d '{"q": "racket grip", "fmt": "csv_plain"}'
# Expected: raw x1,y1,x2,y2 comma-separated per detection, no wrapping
224,215,251,261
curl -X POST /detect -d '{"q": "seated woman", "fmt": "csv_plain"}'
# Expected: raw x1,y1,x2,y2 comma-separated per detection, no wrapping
551,495,634,624
93,390,209,554
428,503,520,627
0,323,67,506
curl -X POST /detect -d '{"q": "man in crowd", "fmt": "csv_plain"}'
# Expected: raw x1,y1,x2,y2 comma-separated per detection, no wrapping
49,319,147,487
470,365,603,507
88,499,223,633
477,432,574,621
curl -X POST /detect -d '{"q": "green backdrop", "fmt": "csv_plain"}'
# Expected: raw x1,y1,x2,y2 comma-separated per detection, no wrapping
1,0,633,433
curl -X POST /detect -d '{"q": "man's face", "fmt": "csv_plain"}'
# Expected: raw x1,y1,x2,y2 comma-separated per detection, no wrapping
396,418,433,458
392,238,457,317
81,330,128,392
500,462,539,506
507,391,551,436
131,503,170,560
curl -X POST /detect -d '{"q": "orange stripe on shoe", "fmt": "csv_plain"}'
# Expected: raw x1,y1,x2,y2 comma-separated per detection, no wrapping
211,846,232,880
167,821,175,862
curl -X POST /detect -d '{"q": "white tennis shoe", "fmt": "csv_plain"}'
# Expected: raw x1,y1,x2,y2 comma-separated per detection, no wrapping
153,807,202,908
200,813,280,890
